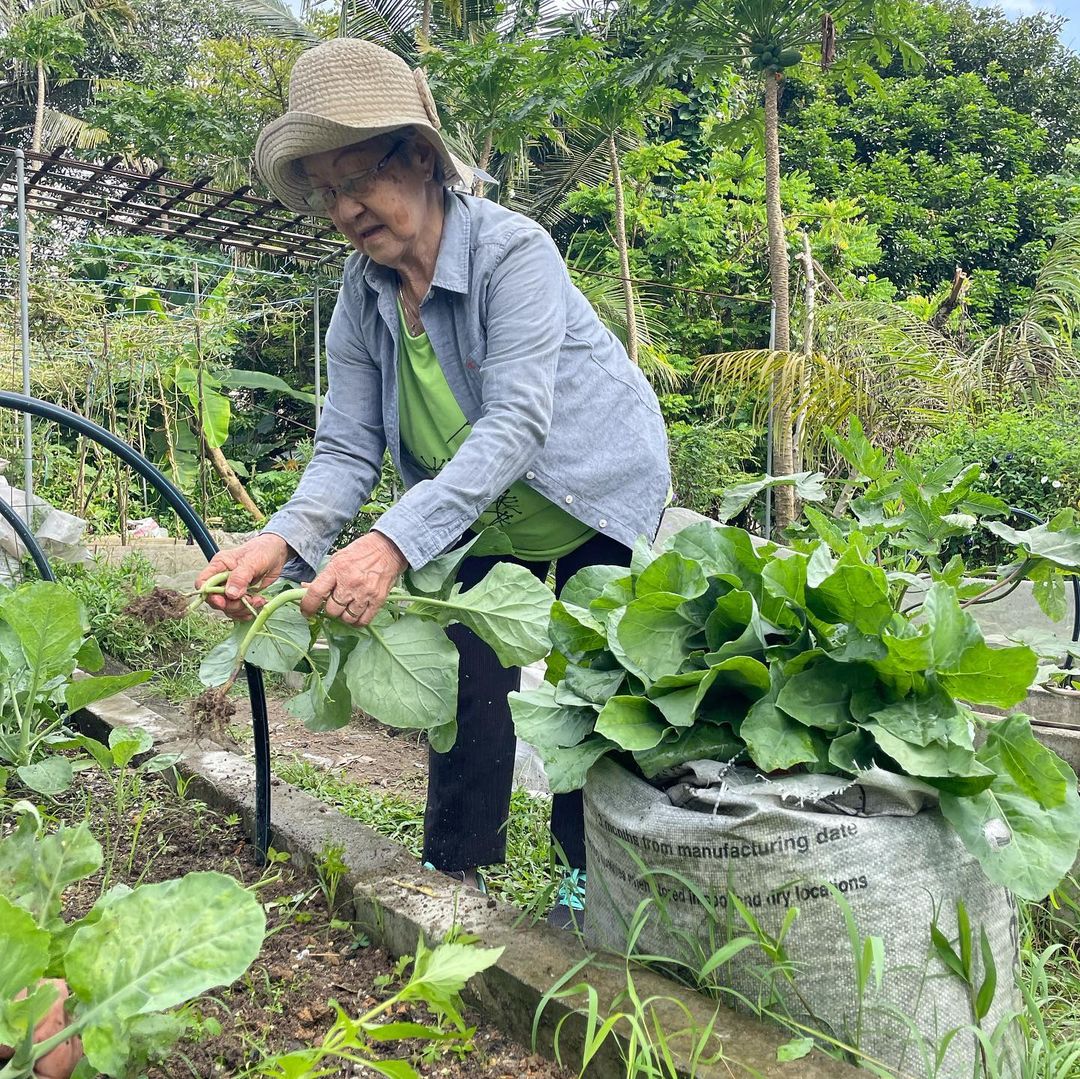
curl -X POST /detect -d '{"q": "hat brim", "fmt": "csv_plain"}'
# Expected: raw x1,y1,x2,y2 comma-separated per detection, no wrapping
255,112,473,215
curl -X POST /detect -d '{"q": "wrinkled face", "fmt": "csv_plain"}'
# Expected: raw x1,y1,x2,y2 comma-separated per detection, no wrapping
301,135,438,265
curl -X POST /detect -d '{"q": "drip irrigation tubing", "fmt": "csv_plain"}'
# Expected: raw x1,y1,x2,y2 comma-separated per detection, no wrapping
0,392,272,861
0,494,54,581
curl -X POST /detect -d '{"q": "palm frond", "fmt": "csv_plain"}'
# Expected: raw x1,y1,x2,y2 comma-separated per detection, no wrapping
516,121,611,227
219,0,323,43
39,106,108,150
339,0,420,55
572,265,681,390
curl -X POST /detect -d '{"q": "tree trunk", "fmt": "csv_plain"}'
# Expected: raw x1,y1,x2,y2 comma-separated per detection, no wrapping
793,230,815,476
472,130,493,198
764,72,793,527
421,0,431,40
207,442,263,521
32,59,45,154
608,134,639,366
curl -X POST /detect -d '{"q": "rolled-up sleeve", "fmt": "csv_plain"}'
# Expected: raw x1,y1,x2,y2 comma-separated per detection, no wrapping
261,283,387,580
372,226,564,567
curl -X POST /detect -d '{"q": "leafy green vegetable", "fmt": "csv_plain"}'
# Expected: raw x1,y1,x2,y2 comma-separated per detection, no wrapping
197,530,555,749
510,442,1080,898
0,810,264,1078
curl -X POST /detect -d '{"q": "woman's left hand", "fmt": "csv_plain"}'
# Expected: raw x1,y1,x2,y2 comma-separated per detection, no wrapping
300,531,408,625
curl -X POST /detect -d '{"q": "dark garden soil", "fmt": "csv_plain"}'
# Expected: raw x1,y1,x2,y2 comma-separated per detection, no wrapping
50,769,572,1079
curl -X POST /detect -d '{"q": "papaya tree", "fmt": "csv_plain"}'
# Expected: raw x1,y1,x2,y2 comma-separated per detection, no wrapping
657,0,920,526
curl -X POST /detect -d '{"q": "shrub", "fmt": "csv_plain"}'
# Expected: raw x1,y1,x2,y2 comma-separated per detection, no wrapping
667,419,762,520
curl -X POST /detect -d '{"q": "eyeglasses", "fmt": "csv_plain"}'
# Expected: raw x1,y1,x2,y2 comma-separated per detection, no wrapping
304,141,404,213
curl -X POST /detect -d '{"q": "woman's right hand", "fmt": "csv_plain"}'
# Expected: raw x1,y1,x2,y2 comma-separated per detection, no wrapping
195,534,292,620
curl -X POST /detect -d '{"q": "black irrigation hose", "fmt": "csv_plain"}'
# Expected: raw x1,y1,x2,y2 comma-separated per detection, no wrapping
0,494,55,581
0,393,272,861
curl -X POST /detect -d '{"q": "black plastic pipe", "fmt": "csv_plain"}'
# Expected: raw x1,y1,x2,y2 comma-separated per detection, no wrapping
0,393,271,859
0,493,55,581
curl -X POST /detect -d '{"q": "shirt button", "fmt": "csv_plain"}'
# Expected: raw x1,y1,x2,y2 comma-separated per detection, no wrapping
598,519,607,528
564,495,574,505
525,471,535,480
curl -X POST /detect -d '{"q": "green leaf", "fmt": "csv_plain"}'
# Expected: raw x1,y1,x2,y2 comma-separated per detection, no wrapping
742,669,822,773
108,726,154,768
634,552,708,600
984,517,1080,571
828,728,877,774
288,669,353,732
401,940,504,1006
442,563,554,667
427,720,457,754
863,724,994,793
615,593,696,682
762,552,807,608
244,602,311,674
539,737,618,792
562,662,625,704
1029,561,1067,623
66,872,265,1076
776,659,868,731
940,741,1080,901
509,683,595,752
776,1037,815,1062
938,641,1037,709
561,565,630,609
219,368,318,405
985,715,1067,811
594,697,669,751
715,473,826,523
17,756,74,795
344,616,459,732
975,929,997,1021
665,521,765,590
868,687,962,748
0,978,56,1057
0,816,102,928
806,547,892,633
200,629,243,687
634,724,743,777
406,529,514,597
75,636,105,672
548,601,607,660
1,581,87,680
66,671,153,714
0,894,49,1000
703,590,765,659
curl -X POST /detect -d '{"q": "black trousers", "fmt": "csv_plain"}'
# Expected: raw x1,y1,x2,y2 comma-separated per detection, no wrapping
422,531,633,872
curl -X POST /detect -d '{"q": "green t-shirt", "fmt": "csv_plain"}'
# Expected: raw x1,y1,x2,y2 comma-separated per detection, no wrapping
395,302,595,560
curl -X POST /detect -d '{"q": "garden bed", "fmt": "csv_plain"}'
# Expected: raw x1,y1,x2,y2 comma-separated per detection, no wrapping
42,766,571,1079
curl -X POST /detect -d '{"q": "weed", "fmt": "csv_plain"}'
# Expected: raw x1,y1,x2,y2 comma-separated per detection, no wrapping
312,840,348,914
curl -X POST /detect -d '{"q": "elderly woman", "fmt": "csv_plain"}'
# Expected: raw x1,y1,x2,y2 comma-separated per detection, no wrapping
198,38,669,923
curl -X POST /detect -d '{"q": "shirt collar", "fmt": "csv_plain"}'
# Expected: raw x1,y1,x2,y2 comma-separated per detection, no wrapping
360,190,472,296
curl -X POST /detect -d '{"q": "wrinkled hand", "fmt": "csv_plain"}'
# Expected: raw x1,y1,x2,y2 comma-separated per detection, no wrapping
300,531,408,626
195,533,291,621
0,980,83,1079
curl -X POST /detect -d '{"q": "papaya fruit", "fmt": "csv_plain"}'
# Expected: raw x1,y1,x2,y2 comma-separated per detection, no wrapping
777,48,802,67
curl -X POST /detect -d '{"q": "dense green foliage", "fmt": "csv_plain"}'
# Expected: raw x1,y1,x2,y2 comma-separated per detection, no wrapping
2,0,1079,538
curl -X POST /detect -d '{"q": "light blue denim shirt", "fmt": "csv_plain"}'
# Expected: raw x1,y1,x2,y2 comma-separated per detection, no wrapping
264,190,670,575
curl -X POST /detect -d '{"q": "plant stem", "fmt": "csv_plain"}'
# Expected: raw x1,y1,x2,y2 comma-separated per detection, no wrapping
960,559,1035,608
227,588,309,682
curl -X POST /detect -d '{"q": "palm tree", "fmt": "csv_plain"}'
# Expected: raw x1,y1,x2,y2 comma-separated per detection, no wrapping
0,0,131,151
658,0,918,524
696,215,1080,474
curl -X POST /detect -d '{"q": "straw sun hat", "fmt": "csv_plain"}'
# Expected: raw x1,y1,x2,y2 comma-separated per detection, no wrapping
255,38,474,215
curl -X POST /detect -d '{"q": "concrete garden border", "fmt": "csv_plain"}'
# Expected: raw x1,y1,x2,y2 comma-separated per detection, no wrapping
70,685,863,1078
